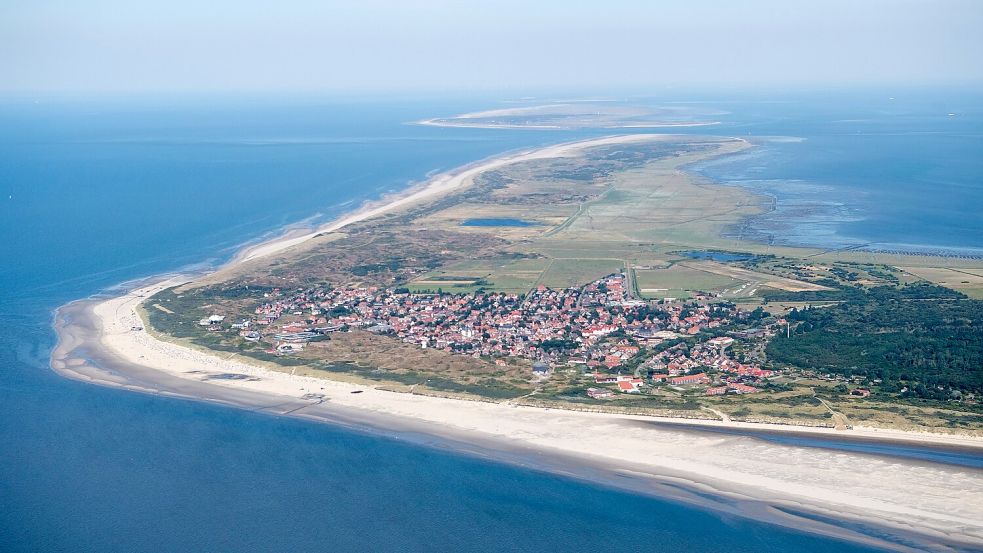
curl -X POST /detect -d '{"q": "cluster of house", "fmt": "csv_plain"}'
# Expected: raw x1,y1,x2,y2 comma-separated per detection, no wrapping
249,274,740,355
229,273,782,396
640,336,776,395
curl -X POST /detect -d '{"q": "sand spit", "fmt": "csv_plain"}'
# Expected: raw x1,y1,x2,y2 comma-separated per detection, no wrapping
416,118,721,130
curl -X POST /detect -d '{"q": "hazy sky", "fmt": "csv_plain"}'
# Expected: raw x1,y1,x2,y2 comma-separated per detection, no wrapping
2,0,981,93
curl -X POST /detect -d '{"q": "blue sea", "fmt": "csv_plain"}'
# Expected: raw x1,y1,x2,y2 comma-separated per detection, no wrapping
687,88,983,255
1,90,981,552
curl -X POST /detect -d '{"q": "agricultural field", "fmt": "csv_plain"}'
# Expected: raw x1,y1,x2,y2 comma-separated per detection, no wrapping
633,265,744,299
899,266,983,298
407,257,551,294
674,261,829,292
539,258,626,289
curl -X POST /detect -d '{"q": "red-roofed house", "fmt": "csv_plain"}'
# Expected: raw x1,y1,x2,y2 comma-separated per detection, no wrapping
604,355,622,369
728,383,758,394
669,373,710,386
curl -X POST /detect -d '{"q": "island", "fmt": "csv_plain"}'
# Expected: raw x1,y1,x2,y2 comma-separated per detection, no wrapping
418,102,722,129
52,133,983,552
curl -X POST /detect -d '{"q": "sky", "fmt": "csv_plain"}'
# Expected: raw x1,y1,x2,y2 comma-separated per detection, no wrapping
1,0,982,93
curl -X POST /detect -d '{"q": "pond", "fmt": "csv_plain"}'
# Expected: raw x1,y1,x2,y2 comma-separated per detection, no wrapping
461,218,541,227
679,250,754,262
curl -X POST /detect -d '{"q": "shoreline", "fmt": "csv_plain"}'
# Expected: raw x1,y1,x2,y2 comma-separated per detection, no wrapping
231,134,670,265
684,138,983,261
50,135,983,551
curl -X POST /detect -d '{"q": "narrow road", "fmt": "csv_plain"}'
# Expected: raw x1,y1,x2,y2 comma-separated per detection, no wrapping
527,259,555,298
503,390,538,406
701,406,731,423
816,396,850,430
624,260,640,300
543,185,615,237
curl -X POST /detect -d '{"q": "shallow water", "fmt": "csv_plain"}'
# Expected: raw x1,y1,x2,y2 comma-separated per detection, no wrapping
681,88,983,255
649,422,983,470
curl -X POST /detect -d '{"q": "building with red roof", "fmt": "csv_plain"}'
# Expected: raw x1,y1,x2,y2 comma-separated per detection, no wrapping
669,373,710,385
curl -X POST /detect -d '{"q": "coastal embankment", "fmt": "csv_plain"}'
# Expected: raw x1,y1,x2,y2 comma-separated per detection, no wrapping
52,135,983,552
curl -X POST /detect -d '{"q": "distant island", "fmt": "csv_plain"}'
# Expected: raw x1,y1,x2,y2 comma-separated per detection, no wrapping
418,102,722,129
53,133,983,551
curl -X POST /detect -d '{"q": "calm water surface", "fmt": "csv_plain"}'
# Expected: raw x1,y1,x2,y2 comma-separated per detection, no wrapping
461,217,541,227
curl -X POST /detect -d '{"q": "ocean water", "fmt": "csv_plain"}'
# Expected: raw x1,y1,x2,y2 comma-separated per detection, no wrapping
681,88,983,255
1,91,979,552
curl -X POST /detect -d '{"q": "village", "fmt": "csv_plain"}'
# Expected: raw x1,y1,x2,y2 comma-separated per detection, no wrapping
201,272,792,400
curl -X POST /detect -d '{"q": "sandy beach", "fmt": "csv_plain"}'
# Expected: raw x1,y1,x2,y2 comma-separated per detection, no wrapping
235,134,667,264
51,136,983,552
